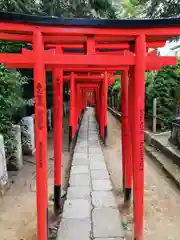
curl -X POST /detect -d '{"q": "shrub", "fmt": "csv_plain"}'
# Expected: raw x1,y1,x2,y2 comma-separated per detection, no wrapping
0,64,28,155
146,63,180,130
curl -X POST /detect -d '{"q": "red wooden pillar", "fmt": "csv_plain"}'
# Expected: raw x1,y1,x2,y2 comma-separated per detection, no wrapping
33,30,48,240
95,88,98,120
129,60,135,208
52,67,63,213
93,90,96,106
78,87,82,116
77,85,80,125
83,90,86,111
94,89,98,118
97,86,101,127
81,89,84,113
75,84,78,127
132,35,146,240
104,72,108,144
75,84,78,132
69,72,75,151
100,82,104,139
121,70,132,205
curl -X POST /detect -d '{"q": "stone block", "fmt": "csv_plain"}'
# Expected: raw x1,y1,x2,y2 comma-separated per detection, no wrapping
67,187,91,200
91,170,109,180
90,162,107,170
70,174,91,187
74,147,88,154
94,238,123,240
72,158,89,166
71,165,89,174
73,153,88,159
92,208,124,238
75,143,88,148
92,191,116,208
89,148,102,154
10,124,23,169
21,116,35,155
0,134,8,195
92,180,112,191
89,153,104,161
63,199,91,219
57,218,91,240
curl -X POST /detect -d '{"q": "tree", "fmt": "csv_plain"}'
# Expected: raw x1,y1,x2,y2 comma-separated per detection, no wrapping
0,65,28,155
113,0,141,19
41,0,117,18
0,0,41,14
145,61,180,131
138,0,180,18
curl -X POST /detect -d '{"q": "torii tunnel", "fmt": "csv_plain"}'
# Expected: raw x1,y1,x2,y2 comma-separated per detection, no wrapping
0,11,180,240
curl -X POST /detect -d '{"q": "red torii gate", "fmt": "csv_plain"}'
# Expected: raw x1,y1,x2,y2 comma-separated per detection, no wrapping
0,11,179,240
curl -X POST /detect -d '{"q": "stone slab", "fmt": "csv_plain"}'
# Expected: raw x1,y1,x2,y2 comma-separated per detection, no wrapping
88,138,99,142
73,153,88,159
72,158,89,166
57,218,91,240
71,165,89,174
89,147,102,153
73,155,88,161
92,208,124,238
89,153,104,159
90,162,107,170
89,157,104,163
94,238,124,240
67,187,91,200
75,144,88,149
74,148,88,153
92,180,112,191
70,174,91,187
63,199,91,219
92,191,116,208
91,170,109,180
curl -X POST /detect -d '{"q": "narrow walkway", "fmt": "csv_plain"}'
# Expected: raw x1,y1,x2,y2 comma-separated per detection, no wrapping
57,108,124,240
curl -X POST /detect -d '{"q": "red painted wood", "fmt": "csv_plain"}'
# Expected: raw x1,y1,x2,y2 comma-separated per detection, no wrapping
53,67,63,211
133,35,146,240
33,30,48,240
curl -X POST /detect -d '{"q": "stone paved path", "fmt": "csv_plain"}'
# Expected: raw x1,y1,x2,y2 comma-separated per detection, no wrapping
57,108,124,240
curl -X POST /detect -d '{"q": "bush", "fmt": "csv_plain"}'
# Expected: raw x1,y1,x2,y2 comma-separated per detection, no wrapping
0,64,28,156
108,61,180,131
109,77,121,110
146,62,180,130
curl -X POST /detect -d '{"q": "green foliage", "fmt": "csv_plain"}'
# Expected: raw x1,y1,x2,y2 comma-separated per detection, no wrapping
0,41,28,54
112,0,142,19
109,61,180,131
109,77,121,110
0,0,41,14
0,0,117,18
41,0,117,18
0,65,28,154
138,0,180,18
145,61,180,129
112,78,120,92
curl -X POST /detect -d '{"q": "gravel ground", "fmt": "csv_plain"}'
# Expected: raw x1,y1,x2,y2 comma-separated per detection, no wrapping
103,111,180,240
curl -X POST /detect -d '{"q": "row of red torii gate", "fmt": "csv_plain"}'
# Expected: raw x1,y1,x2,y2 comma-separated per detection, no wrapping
0,11,180,240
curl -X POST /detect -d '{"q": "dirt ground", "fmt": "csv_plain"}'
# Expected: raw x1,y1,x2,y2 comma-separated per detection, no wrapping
0,116,71,240
1,111,180,240
103,111,180,240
